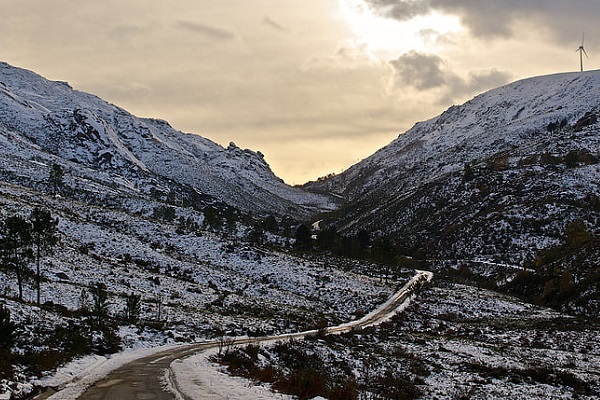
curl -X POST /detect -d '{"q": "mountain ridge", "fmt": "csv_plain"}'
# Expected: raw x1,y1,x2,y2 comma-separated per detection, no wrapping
0,61,336,218
307,70,600,198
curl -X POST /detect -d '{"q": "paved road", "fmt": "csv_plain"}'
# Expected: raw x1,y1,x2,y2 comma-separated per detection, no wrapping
42,270,432,400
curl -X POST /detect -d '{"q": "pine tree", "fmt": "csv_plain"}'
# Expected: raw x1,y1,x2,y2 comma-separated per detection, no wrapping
48,163,64,195
90,283,109,328
30,208,59,305
124,293,141,323
294,224,312,250
0,216,34,301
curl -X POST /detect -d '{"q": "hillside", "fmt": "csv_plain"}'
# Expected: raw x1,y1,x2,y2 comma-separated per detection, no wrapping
305,70,600,317
307,71,600,260
0,62,336,219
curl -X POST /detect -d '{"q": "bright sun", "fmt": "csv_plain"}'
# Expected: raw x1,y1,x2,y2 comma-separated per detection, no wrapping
338,0,461,55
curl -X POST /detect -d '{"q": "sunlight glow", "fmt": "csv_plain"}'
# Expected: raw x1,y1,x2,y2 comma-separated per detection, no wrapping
339,0,461,55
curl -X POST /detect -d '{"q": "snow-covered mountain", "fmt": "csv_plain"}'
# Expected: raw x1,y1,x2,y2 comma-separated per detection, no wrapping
307,71,600,264
0,61,336,218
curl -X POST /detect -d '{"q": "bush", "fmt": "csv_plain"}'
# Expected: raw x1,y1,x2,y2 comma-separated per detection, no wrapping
372,370,422,400
49,323,92,357
273,367,328,399
0,305,17,352
215,341,359,400
92,327,121,355
328,378,359,400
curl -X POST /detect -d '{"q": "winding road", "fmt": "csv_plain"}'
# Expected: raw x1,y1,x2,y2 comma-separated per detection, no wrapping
40,270,432,400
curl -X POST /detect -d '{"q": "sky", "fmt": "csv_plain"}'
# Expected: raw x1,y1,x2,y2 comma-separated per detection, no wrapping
1,0,598,184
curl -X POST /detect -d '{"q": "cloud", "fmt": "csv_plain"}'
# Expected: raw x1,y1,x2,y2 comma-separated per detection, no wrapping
109,24,151,38
364,0,600,40
365,0,430,21
364,0,521,37
464,69,512,93
176,20,238,41
263,16,288,32
439,69,512,103
300,40,382,71
389,51,446,90
389,51,511,102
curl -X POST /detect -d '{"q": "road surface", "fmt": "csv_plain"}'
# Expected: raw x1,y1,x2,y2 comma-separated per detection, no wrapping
40,270,432,400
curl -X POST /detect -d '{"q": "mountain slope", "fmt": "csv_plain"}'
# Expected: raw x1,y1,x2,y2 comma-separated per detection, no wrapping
306,71,600,264
0,61,336,218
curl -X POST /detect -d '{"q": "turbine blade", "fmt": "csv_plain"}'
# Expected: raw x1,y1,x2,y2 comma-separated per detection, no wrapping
583,49,589,59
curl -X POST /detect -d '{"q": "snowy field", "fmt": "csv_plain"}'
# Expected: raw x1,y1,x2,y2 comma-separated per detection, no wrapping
222,280,599,399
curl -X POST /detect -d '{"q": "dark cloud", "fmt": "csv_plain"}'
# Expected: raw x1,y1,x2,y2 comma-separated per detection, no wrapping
365,0,430,21
263,16,288,32
389,51,446,90
176,20,237,41
364,0,517,37
364,0,600,40
390,51,511,102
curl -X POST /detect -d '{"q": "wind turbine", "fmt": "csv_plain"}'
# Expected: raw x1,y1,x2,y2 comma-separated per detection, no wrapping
577,33,589,72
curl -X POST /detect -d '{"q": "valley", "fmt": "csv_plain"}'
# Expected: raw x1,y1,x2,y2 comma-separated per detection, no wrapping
0,62,599,399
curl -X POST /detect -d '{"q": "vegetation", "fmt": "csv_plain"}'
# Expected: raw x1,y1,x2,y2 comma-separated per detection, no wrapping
30,208,59,304
0,215,34,301
214,341,363,400
0,209,58,303
0,304,17,378
124,293,141,324
48,163,64,195
0,304,17,351
213,333,427,400
503,221,600,316
294,224,312,250
90,283,109,329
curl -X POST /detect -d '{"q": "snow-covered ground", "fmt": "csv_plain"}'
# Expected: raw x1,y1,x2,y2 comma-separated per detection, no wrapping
170,348,294,400
1,60,599,400
237,279,599,399
139,274,597,400
29,271,428,400
0,173,399,399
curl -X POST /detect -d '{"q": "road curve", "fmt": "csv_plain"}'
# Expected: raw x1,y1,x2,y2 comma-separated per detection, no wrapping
42,270,432,400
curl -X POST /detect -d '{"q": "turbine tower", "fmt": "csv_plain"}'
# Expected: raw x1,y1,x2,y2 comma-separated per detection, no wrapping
577,33,589,72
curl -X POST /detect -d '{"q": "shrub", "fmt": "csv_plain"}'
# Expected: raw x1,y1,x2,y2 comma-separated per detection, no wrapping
272,366,329,399
372,370,422,400
0,305,17,351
